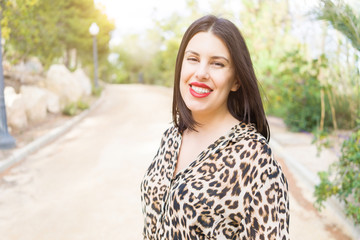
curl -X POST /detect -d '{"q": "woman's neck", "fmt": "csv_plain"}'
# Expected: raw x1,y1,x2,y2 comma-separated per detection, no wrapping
190,109,239,136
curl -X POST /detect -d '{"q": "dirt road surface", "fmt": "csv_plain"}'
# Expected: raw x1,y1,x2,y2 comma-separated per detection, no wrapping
0,84,352,239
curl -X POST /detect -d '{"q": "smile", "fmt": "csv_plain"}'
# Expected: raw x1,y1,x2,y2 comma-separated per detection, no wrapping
192,86,211,94
189,82,213,98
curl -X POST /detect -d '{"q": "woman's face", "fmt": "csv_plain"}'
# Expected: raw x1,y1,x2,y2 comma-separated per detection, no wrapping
180,31,238,119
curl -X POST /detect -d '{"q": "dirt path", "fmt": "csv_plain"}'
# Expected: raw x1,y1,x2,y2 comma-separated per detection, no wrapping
0,84,353,239
0,84,172,240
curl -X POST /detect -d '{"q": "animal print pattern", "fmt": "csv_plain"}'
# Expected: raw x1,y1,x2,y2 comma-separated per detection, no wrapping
141,122,289,239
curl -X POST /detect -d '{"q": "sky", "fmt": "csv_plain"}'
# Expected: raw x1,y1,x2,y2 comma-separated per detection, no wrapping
93,0,241,45
94,0,189,45
94,0,187,35
94,0,360,59
94,0,359,32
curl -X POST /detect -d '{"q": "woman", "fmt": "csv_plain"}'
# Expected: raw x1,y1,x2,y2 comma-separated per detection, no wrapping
141,15,289,240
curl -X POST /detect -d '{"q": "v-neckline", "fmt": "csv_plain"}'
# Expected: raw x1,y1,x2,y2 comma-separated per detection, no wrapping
171,122,240,180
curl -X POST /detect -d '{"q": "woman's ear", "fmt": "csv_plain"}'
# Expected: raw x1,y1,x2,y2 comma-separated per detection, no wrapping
231,78,240,92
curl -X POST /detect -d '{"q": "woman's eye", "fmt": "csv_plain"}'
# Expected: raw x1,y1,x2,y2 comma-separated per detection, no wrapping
213,62,225,67
187,57,198,62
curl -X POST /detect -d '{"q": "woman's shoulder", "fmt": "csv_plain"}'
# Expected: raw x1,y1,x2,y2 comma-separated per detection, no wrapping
231,122,268,146
162,123,180,138
229,122,283,173
156,123,181,148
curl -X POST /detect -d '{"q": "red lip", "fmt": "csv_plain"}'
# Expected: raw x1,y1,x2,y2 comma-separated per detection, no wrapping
189,82,213,98
190,82,212,90
190,88,211,98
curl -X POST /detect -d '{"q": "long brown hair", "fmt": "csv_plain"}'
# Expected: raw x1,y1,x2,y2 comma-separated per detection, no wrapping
172,15,270,141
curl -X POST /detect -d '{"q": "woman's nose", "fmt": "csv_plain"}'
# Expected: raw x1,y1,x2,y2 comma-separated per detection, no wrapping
195,64,209,80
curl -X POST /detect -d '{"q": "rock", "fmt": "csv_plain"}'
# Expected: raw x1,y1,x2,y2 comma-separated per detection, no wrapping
73,69,92,96
20,86,48,123
4,86,28,130
45,64,83,105
19,74,45,84
44,89,61,114
13,57,44,74
12,58,45,84
3,60,12,75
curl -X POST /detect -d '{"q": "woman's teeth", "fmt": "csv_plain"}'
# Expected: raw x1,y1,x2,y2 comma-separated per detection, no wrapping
191,86,211,94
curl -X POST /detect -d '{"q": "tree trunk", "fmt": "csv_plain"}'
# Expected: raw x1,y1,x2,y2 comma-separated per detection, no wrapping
326,88,338,130
319,22,328,131
320,88,325,131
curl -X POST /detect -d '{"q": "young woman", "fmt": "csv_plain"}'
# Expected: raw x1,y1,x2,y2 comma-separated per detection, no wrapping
141,15,289,240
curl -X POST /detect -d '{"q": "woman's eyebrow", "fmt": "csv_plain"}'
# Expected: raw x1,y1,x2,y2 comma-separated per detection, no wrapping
212,56,230,63
185,50,199,56
185,50,230,63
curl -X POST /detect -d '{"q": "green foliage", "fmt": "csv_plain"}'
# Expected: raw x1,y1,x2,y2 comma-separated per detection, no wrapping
62,100,89,116
62,102,77,116
110,34,149,84
0,0,38,41
147,34,181,86
241,0,294,82
2,0,61,65
274,52,334,132
76,100,89,110
317,0,360,52
311,0,360,225
315,0,360,130
315,127,360,225
92,86,103,97
104,62,129,84
312,128,332,155
1,0,114,73
106,0,357,134
241,0,357,132
239,0,307,120
240,0,334,132
333,93,358,129
109,13,186,86
107,1,207,86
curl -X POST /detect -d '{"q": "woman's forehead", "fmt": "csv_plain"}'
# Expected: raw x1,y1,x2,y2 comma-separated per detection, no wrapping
185,32,230,58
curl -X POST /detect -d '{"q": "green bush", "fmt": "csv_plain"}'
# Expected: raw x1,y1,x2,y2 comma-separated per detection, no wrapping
92,86,103,97
333,94,358,130
76,100,89,110
270,50,333,132
314,127,360,225
63,103,77,116
62,100,90,116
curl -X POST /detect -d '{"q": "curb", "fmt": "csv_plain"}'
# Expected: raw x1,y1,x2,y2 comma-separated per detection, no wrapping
269,138,360,239
0,93,104,174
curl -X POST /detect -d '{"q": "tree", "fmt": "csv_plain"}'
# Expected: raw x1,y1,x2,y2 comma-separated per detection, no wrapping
314,0,360,225
3,0,63,65
238,0,302,117
57,0,115,70
108,1,200,86
1,0,114,74
317,0,360,51
316,0,360,130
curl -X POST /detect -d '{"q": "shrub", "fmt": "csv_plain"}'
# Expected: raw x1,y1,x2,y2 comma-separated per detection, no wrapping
62,100,89,116
271,50,333,132
63,103,77,116
92,86,103,97
76,100,89,110
314,127,360,225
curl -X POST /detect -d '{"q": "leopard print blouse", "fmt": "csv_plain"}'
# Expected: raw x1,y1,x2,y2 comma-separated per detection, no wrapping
140,122,289,239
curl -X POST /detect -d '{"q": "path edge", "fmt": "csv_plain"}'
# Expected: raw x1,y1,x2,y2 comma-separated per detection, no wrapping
269,139,360,239
0,92,105,174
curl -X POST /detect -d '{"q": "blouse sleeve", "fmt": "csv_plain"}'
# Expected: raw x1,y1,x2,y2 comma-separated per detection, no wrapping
242,147,290,240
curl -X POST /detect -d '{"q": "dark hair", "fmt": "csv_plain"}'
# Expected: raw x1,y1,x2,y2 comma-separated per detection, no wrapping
172,15,270,141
